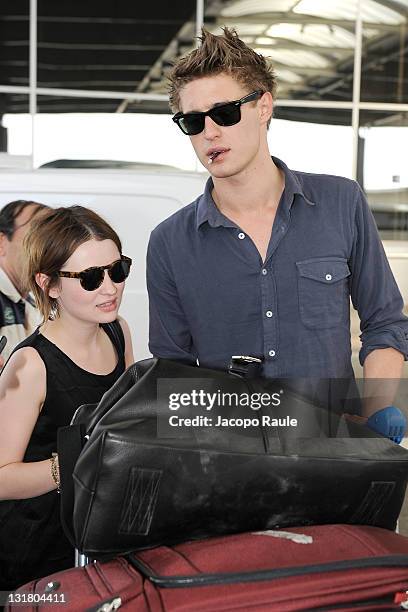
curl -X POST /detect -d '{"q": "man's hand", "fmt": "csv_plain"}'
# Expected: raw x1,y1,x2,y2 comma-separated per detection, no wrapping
366,406,407,444
344,407,407,444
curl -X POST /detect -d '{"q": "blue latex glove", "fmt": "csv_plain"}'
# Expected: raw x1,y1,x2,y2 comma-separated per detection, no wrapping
366,406,407,444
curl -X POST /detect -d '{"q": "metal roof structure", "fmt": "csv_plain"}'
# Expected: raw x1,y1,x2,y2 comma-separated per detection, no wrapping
0,0,407,125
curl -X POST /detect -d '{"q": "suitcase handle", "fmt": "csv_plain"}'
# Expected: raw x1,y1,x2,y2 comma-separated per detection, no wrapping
127,552,408,588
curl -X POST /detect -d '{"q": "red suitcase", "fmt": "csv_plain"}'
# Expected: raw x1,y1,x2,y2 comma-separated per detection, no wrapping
6,525,408,612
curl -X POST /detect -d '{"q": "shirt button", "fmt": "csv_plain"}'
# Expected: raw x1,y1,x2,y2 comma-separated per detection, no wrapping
238,232,245,240
262,268,267,275
268,349,276,357
266,310,273,318
325,274,332,281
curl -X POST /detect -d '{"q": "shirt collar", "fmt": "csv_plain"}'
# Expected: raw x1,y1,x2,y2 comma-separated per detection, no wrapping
196,178,236,230
0,267,23,303
196,156,315,230
272,156,316,210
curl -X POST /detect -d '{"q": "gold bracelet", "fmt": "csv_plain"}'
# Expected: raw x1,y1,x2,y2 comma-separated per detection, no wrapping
50,452,60,493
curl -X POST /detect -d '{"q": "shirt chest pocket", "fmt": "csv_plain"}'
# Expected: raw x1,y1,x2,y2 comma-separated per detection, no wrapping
296,258,351,329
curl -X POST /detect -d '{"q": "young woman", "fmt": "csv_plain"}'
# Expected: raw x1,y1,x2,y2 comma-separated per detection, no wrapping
0,206,134,591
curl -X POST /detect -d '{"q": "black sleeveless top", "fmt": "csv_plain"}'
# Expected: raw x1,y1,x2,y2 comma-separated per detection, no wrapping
0,321,126,591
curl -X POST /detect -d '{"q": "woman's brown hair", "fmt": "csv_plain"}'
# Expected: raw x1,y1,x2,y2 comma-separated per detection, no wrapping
24,205,122,322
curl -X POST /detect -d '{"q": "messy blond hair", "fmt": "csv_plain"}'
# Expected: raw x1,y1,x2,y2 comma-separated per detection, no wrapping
168,27,277,114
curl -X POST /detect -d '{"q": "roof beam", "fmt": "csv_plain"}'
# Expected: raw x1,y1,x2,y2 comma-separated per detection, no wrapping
0,15,185,25
1,41,167,51
217,15,403,31
0,61,152,70
0,83,168,101
117,21,195,112
314,36,408,96
248,40,355,54
271,61,343,77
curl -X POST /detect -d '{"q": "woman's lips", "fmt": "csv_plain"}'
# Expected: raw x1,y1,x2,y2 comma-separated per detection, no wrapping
97,298,117,312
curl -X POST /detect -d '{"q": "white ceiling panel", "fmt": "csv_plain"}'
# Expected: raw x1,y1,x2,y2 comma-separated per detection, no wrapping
265,23,355,48
212,23,268,36
295,0,405,25
221,0,297,18
257,48,330,68
255,36,277,45
275,68,303,83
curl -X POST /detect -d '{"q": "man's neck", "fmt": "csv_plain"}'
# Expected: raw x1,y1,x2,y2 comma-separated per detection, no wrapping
0,264,25,299
212,156,285,217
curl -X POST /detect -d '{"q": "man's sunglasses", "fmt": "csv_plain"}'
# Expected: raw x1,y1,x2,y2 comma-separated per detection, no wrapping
172,90,264,136
58,256,132,291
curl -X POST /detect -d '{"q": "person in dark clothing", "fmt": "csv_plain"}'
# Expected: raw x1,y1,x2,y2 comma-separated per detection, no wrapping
0,206,134,592
147,28,408,432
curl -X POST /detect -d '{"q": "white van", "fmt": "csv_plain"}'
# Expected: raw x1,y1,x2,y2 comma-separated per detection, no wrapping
0,163,207,360
0,162,406,368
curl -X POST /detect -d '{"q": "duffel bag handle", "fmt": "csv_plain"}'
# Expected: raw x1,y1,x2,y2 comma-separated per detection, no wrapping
229,355,263,378
58,422,88,546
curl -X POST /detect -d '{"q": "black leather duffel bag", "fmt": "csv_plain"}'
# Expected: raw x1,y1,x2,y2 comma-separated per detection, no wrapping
58,358,408,559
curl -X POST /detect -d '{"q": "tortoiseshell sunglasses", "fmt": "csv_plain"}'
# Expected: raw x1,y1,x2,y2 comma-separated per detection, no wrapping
58,256,132,291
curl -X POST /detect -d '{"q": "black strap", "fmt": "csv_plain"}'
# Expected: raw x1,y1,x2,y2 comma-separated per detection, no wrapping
58,422,87,546
106,319,125,357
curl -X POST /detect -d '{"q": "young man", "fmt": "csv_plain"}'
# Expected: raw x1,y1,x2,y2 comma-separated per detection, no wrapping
0,200,48,364
147,29,408,417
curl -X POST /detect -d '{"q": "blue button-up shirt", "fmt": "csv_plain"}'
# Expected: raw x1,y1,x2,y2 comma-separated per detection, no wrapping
147,157,408,378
